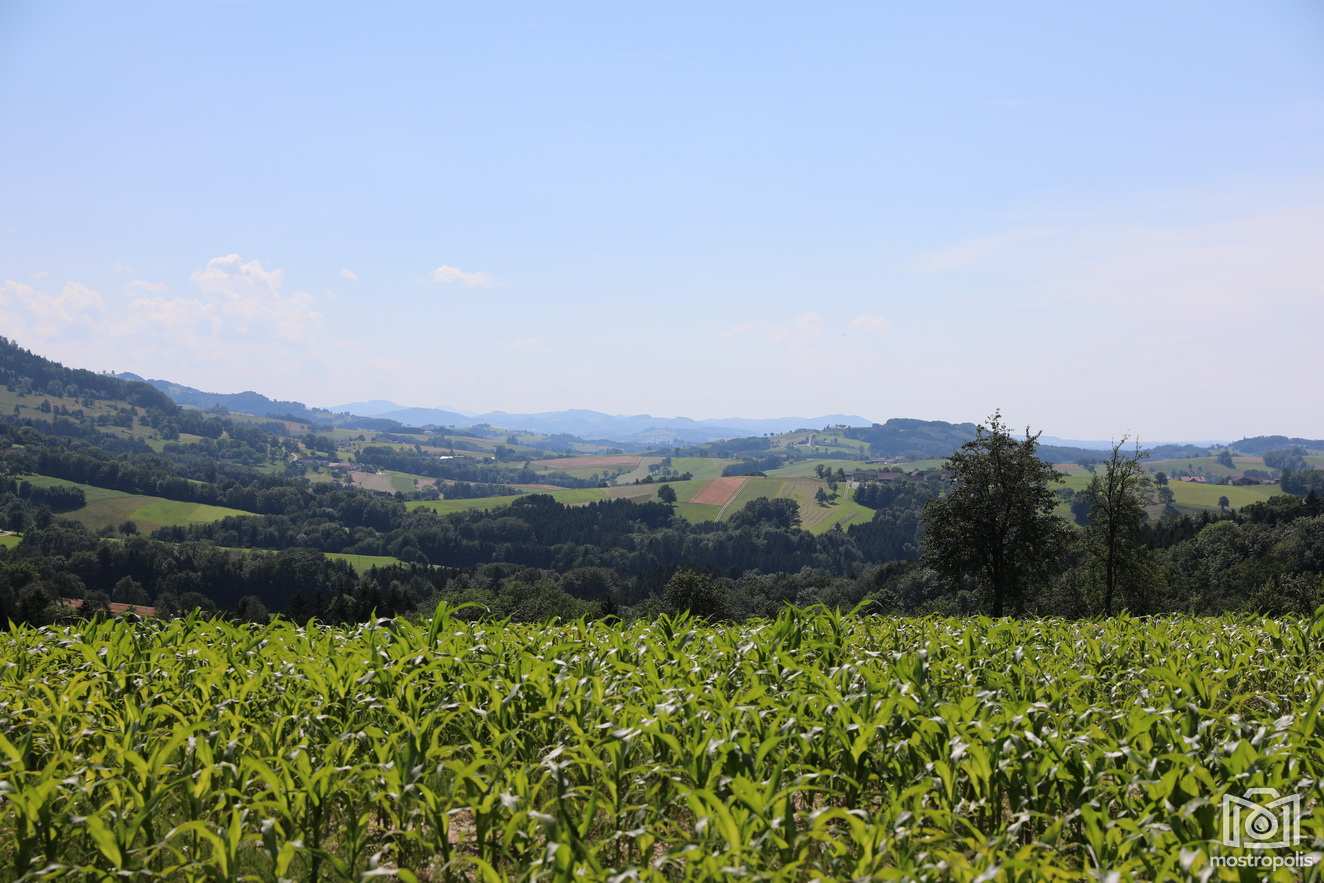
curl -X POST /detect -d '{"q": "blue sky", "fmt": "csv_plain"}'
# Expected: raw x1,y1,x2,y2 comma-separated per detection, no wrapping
2,2,1322,438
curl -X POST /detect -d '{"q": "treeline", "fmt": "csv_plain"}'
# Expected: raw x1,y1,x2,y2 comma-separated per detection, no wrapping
0,336,174,411
165,493,866,592
355,446,598,488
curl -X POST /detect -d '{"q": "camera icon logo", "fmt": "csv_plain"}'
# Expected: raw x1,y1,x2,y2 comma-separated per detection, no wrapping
1222,788,1303,850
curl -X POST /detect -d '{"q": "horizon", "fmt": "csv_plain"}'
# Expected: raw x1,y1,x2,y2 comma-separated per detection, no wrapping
3,2,1323,437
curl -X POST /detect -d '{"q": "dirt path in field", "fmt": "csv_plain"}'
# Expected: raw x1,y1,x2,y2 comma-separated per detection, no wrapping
691,476,746,507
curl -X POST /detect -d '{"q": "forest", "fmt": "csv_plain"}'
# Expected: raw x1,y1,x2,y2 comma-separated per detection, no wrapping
1,338,1322,627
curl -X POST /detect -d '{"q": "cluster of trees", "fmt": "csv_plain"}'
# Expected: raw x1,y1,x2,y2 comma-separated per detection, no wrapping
414,480,519,501
0,337,174,411
721,455,784,477
355,446,597,489
4,334,1324,625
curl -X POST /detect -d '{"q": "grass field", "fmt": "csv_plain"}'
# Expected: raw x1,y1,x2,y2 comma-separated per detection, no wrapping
1146,455,1271,480
530,455,642,480
325,552,406,572
0,533,19,550
218,546,404,573
893,458,948,472
350,469,436,494
772,429,871,456
3,611,1316,879
1056,470,1280,514
407,480,704,516
1166,479,1281,511
407,476,871,533
668,456,738,480
768,459,876,478
611,457,664,484
721,476,876,531
23,475,254,533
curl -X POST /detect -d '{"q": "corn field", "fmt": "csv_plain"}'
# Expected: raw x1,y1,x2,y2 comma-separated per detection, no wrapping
2,607,1322,881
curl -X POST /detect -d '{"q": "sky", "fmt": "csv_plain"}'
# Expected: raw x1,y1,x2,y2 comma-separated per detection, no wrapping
1,2,1322,439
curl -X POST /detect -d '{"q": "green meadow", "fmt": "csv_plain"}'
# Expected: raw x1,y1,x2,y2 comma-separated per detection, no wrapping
324,552,406,572
408,475,873,534
22,475,253,533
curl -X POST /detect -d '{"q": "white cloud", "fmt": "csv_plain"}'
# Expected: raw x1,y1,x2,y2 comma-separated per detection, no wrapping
849,314,888,336
185,253,318,341
192,253,285,295
0,279,105,339
431,264,493,288
339,268,359,282
126,296,217,334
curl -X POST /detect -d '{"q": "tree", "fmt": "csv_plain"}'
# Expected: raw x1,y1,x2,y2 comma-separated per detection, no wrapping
1217,449,1236,469
922,411,1068,616
730,497,801,530
661,570,731,619
111,576,149,605
1081,439,1152,614
1218,494,1231,512
236,595,270,623
657,484,677,504
814,487,830,506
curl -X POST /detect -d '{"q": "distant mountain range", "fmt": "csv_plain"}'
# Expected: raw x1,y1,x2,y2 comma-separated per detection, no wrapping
117,376,873,443
329,400,876,443
117,373,1324,454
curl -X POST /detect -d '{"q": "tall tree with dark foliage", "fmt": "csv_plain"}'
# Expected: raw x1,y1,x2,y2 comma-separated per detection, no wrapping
922,412,1068,616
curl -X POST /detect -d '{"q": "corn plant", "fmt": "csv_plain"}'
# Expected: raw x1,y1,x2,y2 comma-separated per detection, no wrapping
1,607,1322,880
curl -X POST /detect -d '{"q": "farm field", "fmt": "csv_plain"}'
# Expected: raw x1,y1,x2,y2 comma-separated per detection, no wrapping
530,455,641,480
218,547,404,573
324,551,405,572
407,479,873,534
1167,479,1281,511
1,611,1317,880
668,456,737,480
893,458,947,472
689,475,746,507
407,480,702,517
21,475,254,533
407,476,871,533
350,469,435,494
1146,455,1272,480
1056,470,1279,513
768,458,875,478
722,476,875,530
610,456,664,484
773,429,871,456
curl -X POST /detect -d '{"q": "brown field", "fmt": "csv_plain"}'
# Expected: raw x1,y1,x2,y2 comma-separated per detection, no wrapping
532,455,641,470
350,471,395,493
690,476,747,506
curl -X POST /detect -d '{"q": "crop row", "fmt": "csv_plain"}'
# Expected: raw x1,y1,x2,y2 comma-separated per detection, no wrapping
1,608,1322,880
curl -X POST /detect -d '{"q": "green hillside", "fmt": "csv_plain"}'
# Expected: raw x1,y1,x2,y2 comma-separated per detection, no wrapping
22,475,253,533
